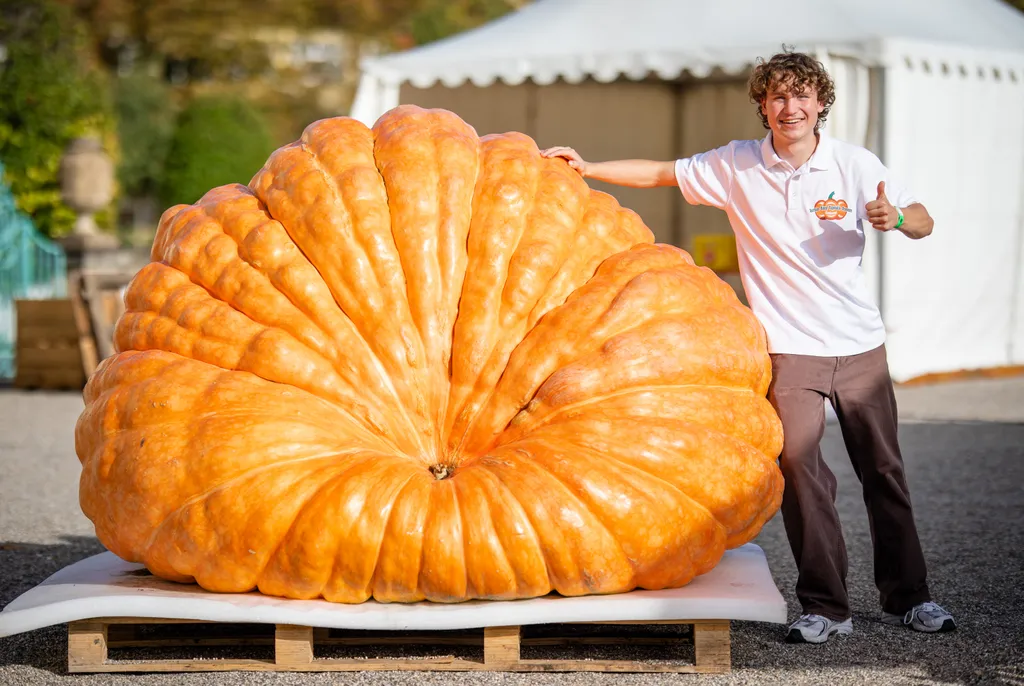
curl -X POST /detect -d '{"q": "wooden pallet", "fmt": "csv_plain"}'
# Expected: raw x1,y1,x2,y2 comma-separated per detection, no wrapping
68,617,731,673
13,298,86,390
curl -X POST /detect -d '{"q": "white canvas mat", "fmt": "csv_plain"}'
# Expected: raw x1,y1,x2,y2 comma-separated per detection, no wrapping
0,543,787,637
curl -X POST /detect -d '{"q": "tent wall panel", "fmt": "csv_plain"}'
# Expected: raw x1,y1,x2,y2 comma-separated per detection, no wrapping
402,79,682,246
881,50,1024,380
676,78,766,300
532,80,679,245
401,82,532,137
358,2,1024,381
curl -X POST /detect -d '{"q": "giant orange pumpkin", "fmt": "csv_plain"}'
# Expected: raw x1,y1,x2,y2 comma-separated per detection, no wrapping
75,105,784,604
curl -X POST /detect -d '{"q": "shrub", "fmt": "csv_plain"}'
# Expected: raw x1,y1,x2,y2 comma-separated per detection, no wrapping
159,96,276,208
114,70,178,199
0,0,117,238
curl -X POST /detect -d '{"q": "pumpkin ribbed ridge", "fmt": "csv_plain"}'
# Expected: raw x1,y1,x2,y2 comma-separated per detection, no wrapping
75,105,783,603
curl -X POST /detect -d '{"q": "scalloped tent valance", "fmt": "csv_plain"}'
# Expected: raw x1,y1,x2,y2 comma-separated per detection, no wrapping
356,0,1024,93
348,0,1024,387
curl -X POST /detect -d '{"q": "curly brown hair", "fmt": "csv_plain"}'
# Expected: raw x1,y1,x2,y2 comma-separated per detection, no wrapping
748,50,836,132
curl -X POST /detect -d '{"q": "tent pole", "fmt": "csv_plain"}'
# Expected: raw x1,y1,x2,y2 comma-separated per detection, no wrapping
672,80,684,247
526,79,539,140
872,65,888,324
1009,117,1024,363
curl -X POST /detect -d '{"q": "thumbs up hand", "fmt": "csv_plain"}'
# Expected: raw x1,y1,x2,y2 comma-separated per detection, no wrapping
865,180,899,231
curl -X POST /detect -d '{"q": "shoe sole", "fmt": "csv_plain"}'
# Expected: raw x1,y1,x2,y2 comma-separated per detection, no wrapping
911,618,957,633
785,627,853,644
881,617,957,633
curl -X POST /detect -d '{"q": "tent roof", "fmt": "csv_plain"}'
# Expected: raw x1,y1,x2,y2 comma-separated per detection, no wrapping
362,0,1024,87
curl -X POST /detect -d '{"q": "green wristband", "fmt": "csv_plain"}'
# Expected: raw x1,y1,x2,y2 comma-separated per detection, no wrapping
894,208,905,229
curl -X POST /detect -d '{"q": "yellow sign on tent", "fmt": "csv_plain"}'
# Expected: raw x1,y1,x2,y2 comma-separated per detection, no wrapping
692,233,739,272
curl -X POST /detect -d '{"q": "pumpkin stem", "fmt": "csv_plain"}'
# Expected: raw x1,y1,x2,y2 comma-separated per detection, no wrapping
429,463,454,480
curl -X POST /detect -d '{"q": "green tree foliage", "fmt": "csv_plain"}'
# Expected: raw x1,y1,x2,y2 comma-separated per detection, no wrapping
61,0,292,75
159,96,275,207
60,0,429,74
396,0,526,47
54,0,530,184
305,0,429,37
114,70,177,197
0,0,117,237
59,0,434,151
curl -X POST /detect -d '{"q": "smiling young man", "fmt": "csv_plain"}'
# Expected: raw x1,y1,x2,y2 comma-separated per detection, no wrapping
541,50,955,644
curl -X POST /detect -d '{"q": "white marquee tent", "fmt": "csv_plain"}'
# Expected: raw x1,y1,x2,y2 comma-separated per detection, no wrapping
351,0,1024,382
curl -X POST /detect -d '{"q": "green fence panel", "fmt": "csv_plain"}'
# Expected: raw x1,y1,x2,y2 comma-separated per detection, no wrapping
0,161,68,380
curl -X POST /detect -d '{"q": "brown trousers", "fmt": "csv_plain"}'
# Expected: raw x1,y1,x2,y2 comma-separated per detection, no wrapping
768,344,931,620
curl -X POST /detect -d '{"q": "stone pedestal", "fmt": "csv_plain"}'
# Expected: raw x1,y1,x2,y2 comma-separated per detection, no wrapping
60,137,114,237
60,231,121,275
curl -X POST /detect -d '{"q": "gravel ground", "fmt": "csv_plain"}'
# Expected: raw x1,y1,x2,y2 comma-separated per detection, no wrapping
1,376,1023,685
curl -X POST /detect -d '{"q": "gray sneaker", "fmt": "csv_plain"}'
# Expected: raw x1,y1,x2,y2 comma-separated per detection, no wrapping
785,614,853,644
882,601,956,633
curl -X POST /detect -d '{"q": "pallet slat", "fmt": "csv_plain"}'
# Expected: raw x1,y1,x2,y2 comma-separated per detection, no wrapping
275,624,313,666
13,297,86,390
68,622,107,670
13,368,86,391
107,634,696,649
67,617,731,674
694,622,731,672
15,345,83,369
484,625,520,666
68,270,100,376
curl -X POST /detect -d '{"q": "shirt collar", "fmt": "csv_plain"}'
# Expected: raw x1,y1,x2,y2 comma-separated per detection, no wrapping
761,131,833,171
761,132,785,168
809,132,833,171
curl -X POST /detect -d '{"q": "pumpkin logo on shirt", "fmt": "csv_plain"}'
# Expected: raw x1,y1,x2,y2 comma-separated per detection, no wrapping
810,191,849,220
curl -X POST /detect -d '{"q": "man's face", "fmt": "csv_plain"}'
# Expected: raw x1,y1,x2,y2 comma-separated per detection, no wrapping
761,81,825,144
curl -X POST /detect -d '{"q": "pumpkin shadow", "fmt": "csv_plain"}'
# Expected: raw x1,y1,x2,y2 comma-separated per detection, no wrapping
2,419,1022,681
0,535,106,674
741,419,1024,683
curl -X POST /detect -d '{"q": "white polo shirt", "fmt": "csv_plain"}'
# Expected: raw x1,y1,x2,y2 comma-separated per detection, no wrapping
674,132,917,357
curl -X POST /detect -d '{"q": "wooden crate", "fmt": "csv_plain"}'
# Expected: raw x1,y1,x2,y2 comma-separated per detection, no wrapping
75,269,129,364
68,617,731,673
13,299,86,390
